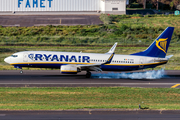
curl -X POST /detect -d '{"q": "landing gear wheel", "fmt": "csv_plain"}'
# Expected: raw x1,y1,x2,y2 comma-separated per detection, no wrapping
86,72,91,78
20,70,23,74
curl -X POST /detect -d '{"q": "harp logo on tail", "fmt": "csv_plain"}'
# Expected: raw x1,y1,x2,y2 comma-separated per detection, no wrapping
156,38,168,53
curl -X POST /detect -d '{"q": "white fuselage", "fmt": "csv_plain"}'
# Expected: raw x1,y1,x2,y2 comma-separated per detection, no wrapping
4,51,167,71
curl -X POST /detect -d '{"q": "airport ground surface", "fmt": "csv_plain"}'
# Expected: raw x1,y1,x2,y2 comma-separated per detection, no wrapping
0,9,156,27
0,110,180,120
0,11,178,119
0,70,180,88
0,15,103,27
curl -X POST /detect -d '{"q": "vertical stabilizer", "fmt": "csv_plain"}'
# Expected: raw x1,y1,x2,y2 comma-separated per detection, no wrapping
131,27,174,58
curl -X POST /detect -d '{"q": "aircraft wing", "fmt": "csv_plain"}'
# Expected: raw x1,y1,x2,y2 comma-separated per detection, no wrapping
77,43,117,72
77,52,115,72
77,64,103,72
166,55,173,59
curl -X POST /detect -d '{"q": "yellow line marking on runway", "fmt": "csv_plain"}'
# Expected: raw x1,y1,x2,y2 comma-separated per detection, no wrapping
171,84,180,88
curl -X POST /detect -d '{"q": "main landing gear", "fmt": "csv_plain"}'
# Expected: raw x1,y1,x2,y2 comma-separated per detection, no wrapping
86,71,91,78
20,69,23,74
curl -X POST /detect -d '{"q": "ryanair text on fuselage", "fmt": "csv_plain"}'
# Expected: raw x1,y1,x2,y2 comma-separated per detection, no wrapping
28,54,90,63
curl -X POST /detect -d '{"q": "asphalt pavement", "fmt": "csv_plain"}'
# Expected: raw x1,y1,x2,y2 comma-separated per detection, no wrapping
0,70,180,88
0,110,180,120
0,70,180,119
0,15,103,27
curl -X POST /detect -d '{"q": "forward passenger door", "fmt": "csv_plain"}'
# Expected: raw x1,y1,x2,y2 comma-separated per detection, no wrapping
23,53,28,62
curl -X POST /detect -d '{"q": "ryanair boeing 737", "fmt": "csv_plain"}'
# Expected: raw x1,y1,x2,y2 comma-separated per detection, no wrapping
4,27,174,78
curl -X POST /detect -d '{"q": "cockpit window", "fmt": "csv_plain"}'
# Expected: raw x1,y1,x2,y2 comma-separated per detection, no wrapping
11,55,18,57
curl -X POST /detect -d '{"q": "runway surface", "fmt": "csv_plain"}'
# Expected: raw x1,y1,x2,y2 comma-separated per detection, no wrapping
0,70,180,88
0,71,180,120
0,110,180,120
0,15,103,27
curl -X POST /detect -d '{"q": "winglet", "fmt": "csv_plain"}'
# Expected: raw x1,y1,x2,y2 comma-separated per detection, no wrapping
103,53,115,65
107,42,118,54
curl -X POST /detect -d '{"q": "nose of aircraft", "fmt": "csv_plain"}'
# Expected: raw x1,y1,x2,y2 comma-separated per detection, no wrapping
4,57,10,64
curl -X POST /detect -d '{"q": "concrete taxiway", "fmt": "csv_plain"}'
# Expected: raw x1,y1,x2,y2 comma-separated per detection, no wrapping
0,70,180,88
0,15,103,27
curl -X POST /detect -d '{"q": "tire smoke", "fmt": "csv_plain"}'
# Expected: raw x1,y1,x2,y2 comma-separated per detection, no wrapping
91,69,165,79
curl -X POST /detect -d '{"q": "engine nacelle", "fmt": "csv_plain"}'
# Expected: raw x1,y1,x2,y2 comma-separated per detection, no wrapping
60,65,80,74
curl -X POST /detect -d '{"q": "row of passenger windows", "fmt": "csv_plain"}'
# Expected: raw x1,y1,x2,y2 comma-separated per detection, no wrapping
32,57,134,63
90,59,134,63
112,60,134,63
90,59,107,62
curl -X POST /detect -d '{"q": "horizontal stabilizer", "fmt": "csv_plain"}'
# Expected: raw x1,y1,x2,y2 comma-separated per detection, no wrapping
166,55,173,59
154,55,173,62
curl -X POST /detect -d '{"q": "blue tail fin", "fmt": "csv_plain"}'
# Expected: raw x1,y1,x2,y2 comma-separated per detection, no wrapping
131,27,174,58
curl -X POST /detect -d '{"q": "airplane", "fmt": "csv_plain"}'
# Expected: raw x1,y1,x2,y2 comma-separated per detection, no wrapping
4,27,174,78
